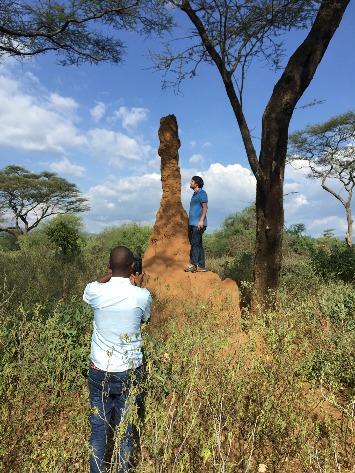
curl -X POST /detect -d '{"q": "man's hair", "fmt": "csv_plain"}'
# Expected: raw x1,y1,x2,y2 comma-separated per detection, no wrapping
192,175,204,188
109,246,134,272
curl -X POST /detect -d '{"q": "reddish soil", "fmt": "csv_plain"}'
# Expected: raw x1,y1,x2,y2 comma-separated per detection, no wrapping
143,114,239,314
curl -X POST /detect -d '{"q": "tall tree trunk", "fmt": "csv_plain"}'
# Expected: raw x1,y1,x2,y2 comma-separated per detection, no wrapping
250,0,350,309
345,202,353,247
252,118,288,310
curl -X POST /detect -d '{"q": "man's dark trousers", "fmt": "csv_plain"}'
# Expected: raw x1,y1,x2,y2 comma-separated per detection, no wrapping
188,225,206,268
88,365,142,473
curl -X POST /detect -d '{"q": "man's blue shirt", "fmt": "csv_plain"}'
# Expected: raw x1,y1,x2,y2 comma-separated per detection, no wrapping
189,188,208,226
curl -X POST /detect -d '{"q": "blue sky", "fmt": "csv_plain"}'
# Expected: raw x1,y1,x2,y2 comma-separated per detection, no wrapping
0,2,354,237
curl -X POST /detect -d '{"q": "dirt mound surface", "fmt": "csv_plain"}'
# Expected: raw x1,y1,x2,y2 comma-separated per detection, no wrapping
143,115,239,313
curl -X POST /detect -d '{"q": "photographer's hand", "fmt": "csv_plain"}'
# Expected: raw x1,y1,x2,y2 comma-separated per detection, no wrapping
130,272,144,287
96,269,112,283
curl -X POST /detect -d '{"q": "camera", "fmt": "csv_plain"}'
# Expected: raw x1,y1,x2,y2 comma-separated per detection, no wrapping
132,255,142,274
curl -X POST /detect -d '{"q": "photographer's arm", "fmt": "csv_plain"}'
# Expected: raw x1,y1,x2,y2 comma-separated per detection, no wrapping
96,269,112,283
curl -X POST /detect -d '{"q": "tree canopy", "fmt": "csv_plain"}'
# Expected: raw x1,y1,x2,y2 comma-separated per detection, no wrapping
289,111,355,246
0,165,89,238
0,0,172,64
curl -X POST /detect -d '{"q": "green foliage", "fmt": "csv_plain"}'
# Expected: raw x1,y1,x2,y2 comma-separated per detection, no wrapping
322,228,335,238
45,214,84,256
0,0,172,65
205,205,255,258
89,223,152,256
280,254,320,298
311,239,355,282
309,284,355,392
0,165,89,237
0,278,354,471
286,223,306,236
222,251,254,282
288,112,355,246
284,231,316,255
0,233,17,251
0,222,153,309
0,217,354,471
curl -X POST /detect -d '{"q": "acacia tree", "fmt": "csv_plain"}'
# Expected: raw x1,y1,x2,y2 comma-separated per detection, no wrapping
0,0,171,64
0,165,89,238
154,0,350,308
289,112,355,247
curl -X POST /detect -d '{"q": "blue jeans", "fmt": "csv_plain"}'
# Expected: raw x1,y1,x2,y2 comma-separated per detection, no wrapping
188,225,206,268
88,365,142,473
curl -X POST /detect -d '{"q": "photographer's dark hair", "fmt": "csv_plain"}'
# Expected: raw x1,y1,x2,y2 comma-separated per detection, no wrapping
192,176,204,188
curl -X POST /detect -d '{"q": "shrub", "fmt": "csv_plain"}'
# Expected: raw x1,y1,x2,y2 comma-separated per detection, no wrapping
222,251,254,282
205,206,255,258
45,214,85,257
0,233,18,251
87,224,152,256
311,240,355,282
310,284,355,392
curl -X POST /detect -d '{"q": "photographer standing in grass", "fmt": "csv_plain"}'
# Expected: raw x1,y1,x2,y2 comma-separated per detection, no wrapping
83,246,152,473
184,175,209,273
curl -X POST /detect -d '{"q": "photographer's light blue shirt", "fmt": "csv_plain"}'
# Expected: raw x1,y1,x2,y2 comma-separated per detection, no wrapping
189,188,208,226
83,277,152,372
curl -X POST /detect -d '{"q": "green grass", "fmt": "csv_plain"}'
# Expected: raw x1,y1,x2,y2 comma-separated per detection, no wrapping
0,275,354,472
0,224,354,472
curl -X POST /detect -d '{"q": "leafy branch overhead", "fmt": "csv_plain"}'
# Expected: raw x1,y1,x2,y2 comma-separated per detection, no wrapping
0,165,89,238
0,0,173,64
289,111,355,246
154,0,319,96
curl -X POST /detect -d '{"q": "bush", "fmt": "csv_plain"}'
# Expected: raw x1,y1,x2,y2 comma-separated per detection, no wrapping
311,240,355,282
222,251,254,282
309,284,355,391
280,254,320,298
45,214,85,257
205,206,255,258
87,223,152,256
0,233,18,251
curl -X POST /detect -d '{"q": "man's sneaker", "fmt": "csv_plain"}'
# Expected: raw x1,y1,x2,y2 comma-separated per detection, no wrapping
196,266,207,272
184,264,197,272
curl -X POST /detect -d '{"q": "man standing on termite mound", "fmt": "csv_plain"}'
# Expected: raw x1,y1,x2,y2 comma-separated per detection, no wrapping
184,175,208,273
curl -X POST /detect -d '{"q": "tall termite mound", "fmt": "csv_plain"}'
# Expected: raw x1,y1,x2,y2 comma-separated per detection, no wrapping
143,114,239,312
143,114,190,275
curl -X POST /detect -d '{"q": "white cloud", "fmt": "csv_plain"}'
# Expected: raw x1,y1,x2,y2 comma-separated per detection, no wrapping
202,141,212,148
195,163,256,227
0,74,85,153
88,128,152,165
308,216,348,234
286,159,311,178
85,173,161,229
90,102,106,122
284,193,309,215
114,106,149,129
0,67,152,170
49,157,85,177
284,162,354,237
189,153,204,165
0,63,352,238
49,93,78,113
190,140,197,148
85,162,257,231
